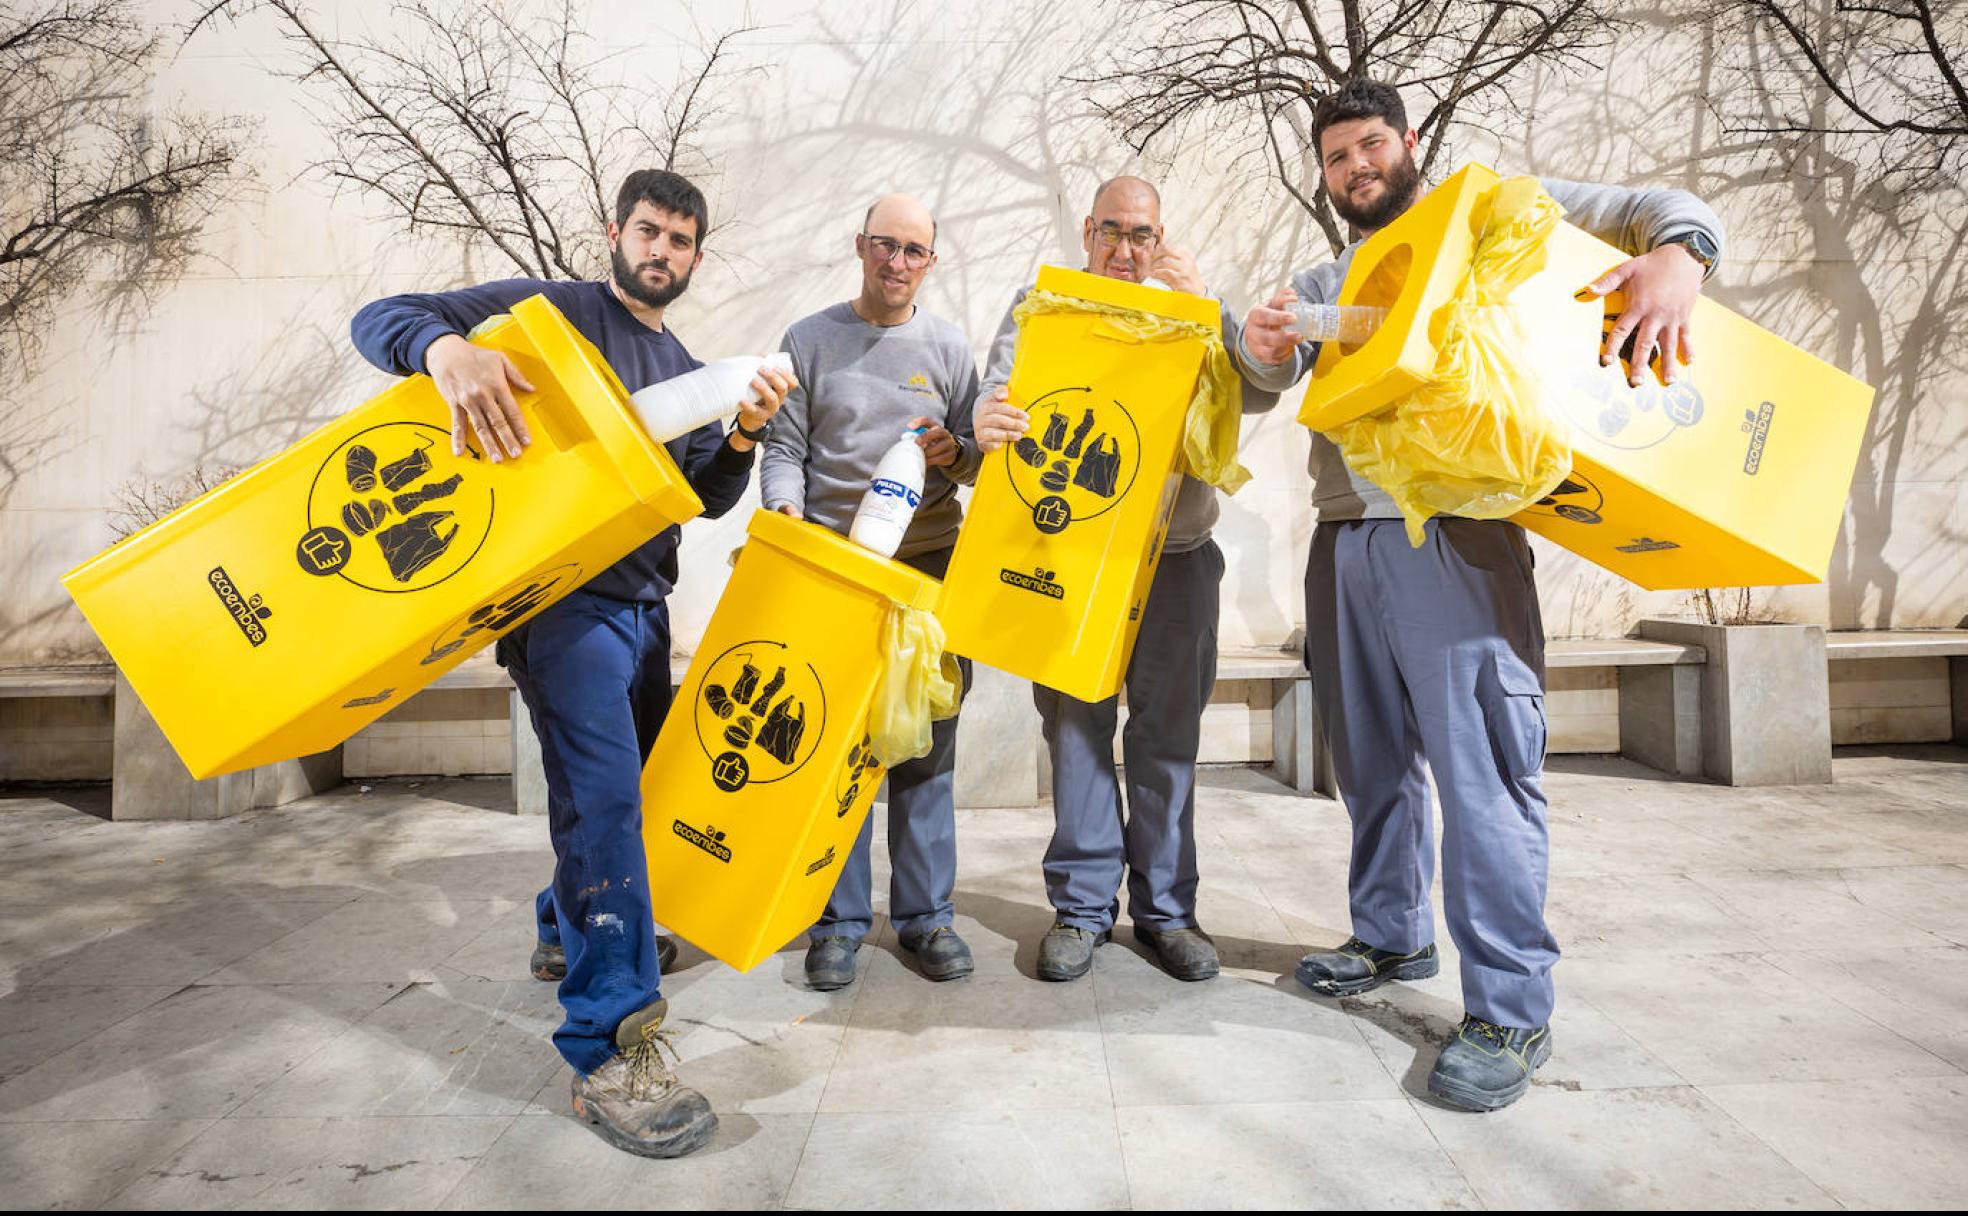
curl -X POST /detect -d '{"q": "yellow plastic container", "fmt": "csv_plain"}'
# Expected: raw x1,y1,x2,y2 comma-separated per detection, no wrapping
64,294,704,777
640,508,941,972
1301,164,1876,589
938,265,1222,701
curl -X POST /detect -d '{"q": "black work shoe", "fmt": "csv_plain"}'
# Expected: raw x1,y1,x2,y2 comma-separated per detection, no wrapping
1295,936,1439,998
1428,1017,1552,1112
533,935,679,982
1037,922,1108,982
570,999,718,1157
804,935,860,991
901,926,975,981
1136,926,1221,981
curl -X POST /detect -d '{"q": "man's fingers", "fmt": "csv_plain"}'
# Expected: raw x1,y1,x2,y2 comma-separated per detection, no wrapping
1627,317,1663,385
500,353,536,395
1657,323,1683,384
450,406,471,458
463,402,503,463
487,384,527,457
1583,263,1630,298
1678,322,1696,366
1601,311,1638,368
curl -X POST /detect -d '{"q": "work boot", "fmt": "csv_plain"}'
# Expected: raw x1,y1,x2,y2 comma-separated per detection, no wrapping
569,999,718,1157
1295,936,1439,998
533,935,679,982
1136,926,1220,981
804,935,860,991
901,926,975,981
1036,922,1108,982
1428,1016,1553,1112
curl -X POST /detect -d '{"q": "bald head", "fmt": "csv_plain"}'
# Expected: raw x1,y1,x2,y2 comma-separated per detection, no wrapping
1090,175,1160,217
863,193,936,245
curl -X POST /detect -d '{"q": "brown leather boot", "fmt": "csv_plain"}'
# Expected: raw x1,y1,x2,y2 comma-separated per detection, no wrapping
569,999,717,1157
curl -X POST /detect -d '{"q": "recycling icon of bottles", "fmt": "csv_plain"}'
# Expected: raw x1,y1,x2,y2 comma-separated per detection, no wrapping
295,421,496,592
419,562,584,667
1006,386,1142,535
694,639,827,793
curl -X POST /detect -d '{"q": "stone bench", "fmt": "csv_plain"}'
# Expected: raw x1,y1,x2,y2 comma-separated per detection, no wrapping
1824,630,1968,744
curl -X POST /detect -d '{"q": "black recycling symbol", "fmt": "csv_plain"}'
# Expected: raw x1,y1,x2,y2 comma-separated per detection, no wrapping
693,640,826,791
1531,473,1604,525
421,563,583,666
301,421,494,593
1014,406,1123,498
835,735,879,817
1004,387,1142,532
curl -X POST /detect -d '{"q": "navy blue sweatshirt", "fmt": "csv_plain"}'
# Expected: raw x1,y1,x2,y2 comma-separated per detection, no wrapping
350,278,754,603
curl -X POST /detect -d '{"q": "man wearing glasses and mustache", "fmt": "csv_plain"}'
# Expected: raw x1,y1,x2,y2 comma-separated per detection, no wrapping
972,176,1278,985
762,193,983,991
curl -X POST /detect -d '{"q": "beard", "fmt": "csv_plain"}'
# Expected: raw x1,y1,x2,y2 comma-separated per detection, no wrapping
612,245,691,309
1329,151,1422,232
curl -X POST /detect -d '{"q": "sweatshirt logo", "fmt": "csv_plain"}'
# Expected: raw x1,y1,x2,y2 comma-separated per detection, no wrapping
1000,566,1065,599
208,567,273,647
1741,402,1776,475
900,373,937,397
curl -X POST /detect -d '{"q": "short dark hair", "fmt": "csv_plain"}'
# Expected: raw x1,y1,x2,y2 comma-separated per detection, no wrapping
614,169,710,244
1312,79,1409,152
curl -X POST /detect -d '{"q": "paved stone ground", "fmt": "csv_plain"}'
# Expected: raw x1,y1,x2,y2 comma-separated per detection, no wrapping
1,747,1965,1210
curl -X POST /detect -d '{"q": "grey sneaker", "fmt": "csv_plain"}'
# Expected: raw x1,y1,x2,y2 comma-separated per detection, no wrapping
901,926,975,981
1036,922,1108,982
534,935,679,982
1295,936,1439,997
804,935,860,991
1136,926,1220,981
570,999,718,1157
1428,1017,1553,1112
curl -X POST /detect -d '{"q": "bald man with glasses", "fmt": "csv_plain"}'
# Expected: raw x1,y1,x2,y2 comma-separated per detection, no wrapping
762,193,983,991
973,176,1278,984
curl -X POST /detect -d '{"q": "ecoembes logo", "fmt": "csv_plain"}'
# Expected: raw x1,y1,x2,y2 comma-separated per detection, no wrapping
805,845,837,876
1615,536,1681,554
1741,401,1776,475
1000,566,1064,599
673,819,732,863
208,567,272,647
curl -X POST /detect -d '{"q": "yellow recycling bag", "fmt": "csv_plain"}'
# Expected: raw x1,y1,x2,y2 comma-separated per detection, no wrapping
641,509,943,971
1325,176,1573,545
868,603,962,768
63,294,703,777
938,266,1227,702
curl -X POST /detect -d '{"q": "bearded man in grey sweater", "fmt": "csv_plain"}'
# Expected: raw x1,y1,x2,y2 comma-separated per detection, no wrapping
761,193,983,991
1237,79,1726,1113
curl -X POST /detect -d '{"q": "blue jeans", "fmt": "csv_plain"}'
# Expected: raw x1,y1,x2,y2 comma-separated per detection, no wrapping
498,588,672,1075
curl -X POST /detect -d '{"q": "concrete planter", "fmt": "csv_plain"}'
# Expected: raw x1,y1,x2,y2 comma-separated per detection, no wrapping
112,670,342,820
1636,619,1832,786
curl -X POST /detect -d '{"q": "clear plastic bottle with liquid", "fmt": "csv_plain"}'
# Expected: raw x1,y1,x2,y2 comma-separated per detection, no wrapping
1288,301,1387,346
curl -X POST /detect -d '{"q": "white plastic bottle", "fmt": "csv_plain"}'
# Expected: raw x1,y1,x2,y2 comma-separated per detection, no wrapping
628,352,794,443
848,429,927,558
1287,301,1388,346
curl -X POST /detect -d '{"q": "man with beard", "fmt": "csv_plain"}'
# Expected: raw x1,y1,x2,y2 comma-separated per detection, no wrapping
762,193,982,990
971,176,1278,984
1237,79,1725,1111
350,169,795,1157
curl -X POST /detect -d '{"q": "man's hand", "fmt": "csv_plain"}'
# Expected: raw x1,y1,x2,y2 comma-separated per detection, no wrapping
1583,245,1706,386
909,415,959,468
730,366,797,450
775,503,803,520
972,387,1029,453
425,333,534,461
1241,289,1300,365
1150,242,1206,295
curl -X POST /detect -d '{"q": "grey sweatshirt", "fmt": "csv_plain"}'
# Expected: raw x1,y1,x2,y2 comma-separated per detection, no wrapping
762,302,983,559
979,281,1281,554
1235,177,1727,520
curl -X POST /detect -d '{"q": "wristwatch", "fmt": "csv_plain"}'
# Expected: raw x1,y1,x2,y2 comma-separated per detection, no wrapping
734,415,773,443
1661,231,1720,277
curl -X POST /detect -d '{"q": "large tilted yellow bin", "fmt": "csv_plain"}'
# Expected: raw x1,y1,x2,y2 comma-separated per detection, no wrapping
63,295,703,777
938,265,1222,701
641,509,941,972
1299,163,1875,590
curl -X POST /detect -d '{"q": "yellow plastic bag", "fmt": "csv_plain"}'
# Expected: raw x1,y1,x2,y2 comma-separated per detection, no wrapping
1328,176,1573,545
1012,289,1250,493
868,601,962,767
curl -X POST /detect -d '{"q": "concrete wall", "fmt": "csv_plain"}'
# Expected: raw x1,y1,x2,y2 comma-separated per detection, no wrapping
3,1,1962,673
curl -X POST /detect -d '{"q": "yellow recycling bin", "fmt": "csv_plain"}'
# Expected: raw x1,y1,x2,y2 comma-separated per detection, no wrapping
1300,163,1875,589
640,508,942,972
938,265,1222,702
64,294,704,777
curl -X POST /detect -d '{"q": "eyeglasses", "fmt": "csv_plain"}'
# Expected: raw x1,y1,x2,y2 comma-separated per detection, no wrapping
1092,222,1158,250
864,233,935,269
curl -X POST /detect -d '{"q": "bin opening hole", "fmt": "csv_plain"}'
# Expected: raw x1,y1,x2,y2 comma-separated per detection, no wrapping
1343,243,1411,355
